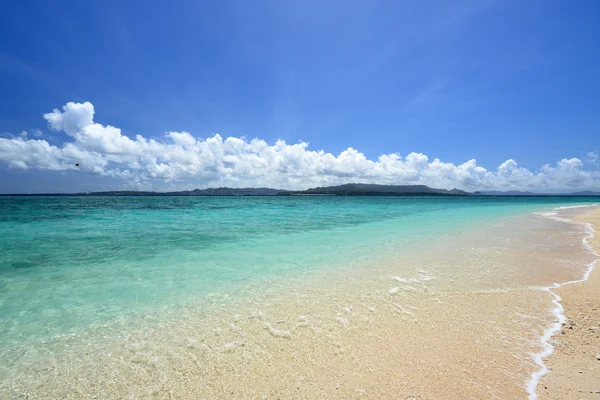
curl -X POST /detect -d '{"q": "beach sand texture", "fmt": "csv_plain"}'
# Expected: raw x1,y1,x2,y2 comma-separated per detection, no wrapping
1,204,598,399
540,208,600,400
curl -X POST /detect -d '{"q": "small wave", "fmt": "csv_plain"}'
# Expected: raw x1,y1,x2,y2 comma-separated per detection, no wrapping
392,303,414,316
554,204,598,210
526,285,565,400
206,205,236,210
469,287,541,294
389,276,420,283
388,271,436,285
264,322,292,338
526,205,600,400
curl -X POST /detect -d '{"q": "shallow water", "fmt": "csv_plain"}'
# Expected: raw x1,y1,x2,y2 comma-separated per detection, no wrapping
0,196,598,398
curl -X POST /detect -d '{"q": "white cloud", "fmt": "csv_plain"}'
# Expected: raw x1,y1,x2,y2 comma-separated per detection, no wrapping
1,101,600,192
44,102,95,137
167,131,196,146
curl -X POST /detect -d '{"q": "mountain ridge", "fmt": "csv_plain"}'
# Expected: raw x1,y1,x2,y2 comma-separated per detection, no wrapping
2,184,600,196
279,183,468,196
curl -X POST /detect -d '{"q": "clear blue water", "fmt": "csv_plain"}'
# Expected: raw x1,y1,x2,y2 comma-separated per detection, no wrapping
0,196,598,347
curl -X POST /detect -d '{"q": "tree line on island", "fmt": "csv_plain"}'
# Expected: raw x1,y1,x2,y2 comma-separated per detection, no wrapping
63,183,600,196
3,183,600,196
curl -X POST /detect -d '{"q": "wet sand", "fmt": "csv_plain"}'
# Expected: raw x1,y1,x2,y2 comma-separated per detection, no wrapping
541,208,600,400
1,207,598,399
2,286,552,399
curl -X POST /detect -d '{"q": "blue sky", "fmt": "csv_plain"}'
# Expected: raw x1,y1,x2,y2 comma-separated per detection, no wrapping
1,0,599,193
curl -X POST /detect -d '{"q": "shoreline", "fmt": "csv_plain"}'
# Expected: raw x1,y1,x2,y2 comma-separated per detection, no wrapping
2,204,599,399
539,207,600,399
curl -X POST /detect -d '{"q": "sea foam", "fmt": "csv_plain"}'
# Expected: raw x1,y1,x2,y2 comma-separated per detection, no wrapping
525,206,599,400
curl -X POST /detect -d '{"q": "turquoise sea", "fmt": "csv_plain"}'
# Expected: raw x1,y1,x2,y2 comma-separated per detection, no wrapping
1,195,599,398
1,196,598,346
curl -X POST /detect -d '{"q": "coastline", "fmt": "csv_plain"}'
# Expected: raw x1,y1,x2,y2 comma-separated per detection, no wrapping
540,208,600,399
2,203,600,399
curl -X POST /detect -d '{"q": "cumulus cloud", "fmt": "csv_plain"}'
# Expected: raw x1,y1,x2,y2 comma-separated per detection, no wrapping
167,131,196,147
1,101,599,192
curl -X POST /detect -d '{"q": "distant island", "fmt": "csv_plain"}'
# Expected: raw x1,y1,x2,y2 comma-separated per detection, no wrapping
78,184,469,196
279,183,468,196
2,184,600,196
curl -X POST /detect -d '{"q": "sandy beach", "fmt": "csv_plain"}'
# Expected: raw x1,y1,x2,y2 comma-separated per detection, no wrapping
540,208,600,399
1,205,598,399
